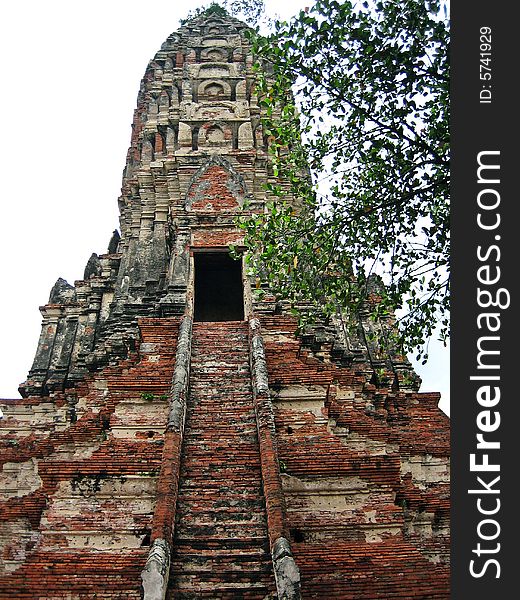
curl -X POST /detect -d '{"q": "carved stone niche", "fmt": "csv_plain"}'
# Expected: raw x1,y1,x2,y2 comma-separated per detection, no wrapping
185,155,249,212
201,36,229,48
205,21,224,36
198,122,232,148
198,80,232,102
198,63,232,79
178,122,192,148
200,47,228,63
193,103,235,121
238,122,254,150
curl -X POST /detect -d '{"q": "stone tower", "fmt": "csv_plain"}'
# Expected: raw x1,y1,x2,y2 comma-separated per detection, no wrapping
0,9,450,599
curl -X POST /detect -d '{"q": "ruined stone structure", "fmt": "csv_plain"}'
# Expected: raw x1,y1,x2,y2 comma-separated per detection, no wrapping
0,10,450,599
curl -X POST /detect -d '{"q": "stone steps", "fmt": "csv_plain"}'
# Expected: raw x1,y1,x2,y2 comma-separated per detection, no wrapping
174,507,267,523
173,538,270,552
168,321,276,598
176,494,265,507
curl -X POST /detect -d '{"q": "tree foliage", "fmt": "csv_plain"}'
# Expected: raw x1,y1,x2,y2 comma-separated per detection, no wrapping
180,0,266,27
239,0,449,361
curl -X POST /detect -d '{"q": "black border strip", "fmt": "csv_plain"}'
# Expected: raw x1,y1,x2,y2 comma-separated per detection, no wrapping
451,1,516,596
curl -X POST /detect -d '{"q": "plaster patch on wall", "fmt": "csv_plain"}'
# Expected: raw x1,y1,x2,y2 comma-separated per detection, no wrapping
112,398,168,430
51,441,102,461
327,427,399,455
0,402,68,435
401,455,450,488
0,458,41,498
282,474,371,512
0,519,39,575
58,532,148,550
364,526,401,543
282,474,369,493
274,384,327,401
38,476,157,551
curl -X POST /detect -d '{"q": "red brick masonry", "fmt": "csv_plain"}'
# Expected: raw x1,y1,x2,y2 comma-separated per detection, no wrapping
1,315,449,599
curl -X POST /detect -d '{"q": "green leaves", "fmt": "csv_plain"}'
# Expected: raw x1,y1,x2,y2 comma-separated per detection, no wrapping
180,1,267,28
240,0,450,361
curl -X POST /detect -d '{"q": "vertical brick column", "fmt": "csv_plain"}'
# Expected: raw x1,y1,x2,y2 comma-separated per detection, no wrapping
23,305,61,393
141,314,193,600
249,318,301,600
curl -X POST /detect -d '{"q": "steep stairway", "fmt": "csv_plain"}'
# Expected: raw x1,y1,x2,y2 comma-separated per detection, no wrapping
167,321,276,599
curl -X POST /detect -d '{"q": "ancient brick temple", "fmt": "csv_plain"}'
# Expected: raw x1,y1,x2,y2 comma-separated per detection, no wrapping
0,9,450,600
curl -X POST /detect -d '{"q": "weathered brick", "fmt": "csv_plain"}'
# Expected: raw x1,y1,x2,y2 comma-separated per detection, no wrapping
0,9,449,600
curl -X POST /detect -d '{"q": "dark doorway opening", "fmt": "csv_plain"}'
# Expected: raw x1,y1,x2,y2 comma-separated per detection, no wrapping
193,252,244,322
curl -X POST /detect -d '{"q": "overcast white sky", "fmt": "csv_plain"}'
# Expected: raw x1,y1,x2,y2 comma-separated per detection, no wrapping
0,1,449,415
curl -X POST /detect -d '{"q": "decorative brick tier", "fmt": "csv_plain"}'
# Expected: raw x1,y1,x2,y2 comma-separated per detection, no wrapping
167,321,276,599
259,315,450,598
291,540,449,599
0,318,179,598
